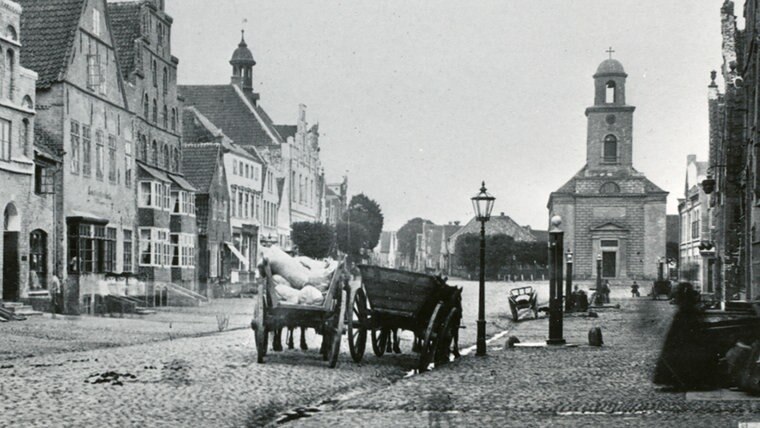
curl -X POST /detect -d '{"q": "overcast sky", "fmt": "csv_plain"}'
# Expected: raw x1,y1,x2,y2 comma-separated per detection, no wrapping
167,0,724,231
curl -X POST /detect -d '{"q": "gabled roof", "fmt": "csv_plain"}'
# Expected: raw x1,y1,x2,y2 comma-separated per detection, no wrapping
179,85,285,149
274,124,297,141
449,214,537,246
17,0,87,89
590,222,629,231
181,143,222,193
107,0,142,80
34,125,63,161
182,106,265,164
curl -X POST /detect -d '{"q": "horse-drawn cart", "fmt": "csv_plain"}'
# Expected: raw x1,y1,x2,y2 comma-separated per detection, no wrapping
347,265,462,372
250,257,348,368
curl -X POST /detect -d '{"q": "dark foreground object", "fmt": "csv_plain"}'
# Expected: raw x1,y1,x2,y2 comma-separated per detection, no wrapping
654,282,760,390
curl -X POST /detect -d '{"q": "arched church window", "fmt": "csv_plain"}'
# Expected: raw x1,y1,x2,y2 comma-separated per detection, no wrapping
603,134,617,163
600,182,620,194
143,94,149,118
151,140,158,165
6,25,17,41
605,80,616,103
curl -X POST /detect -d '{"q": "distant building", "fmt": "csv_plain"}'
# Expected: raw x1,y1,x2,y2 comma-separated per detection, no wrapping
19,0,137,313
441,222,463,276
0,0,57,303
447,213,537,272
374,230,398,268
181,142,230,295
324,176,348,226
678,155,711,291
547,57,668,281
179,33,325,250
183,106,269,284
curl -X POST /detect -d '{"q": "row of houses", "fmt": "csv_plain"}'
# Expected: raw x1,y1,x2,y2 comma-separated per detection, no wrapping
374,214,546,276
0,0,347,313
677,0,760,305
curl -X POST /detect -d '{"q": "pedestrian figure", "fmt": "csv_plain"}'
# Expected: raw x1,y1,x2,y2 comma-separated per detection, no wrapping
573,285,589,312
49,274,62,315
631,280,640,297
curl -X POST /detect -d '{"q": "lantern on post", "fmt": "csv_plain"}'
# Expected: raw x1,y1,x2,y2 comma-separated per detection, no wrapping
471,181,495,356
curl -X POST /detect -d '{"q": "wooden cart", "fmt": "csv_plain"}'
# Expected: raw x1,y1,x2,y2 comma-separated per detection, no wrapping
347,265,462,372
250,257,348,368
507,286,538,321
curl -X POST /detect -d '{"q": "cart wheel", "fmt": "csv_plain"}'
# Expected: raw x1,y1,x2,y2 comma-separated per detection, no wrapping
371,328,389,357
347,289,368,363
418,303,442,372
434,306,460,366
253,281,268,364
327,288,347,368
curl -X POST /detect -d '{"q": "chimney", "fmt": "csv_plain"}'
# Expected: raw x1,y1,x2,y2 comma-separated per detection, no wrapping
454,221,460,226
687,154,697,164
500,212,505,217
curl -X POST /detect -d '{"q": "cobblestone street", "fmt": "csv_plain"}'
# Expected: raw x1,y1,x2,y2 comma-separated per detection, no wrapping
290,297,760,427
0,280,677,427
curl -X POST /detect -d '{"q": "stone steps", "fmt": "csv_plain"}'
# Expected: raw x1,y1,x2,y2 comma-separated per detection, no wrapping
1,302,43,317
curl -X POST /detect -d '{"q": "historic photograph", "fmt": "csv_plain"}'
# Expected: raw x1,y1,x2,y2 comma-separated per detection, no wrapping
0,0,758,426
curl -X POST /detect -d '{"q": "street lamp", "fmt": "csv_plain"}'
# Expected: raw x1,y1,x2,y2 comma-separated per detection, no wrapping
657,257,664,281
565,249,573,311
471,181,495,357
596,253,602,290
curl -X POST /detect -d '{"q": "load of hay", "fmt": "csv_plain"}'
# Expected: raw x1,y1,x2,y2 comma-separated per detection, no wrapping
259,246,339,306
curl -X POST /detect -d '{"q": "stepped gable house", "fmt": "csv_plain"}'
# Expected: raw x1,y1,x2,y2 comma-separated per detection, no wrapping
180,32,325,250
0,0,60,303
108,0,198,293
18,0,137,313
547,57,667,281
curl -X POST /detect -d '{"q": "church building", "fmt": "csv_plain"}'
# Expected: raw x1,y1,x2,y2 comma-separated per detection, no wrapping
547,56,668,280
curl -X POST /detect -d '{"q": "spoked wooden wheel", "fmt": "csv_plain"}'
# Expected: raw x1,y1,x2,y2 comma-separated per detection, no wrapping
327,288,347,368
434,307,460,367
371,328,390,357
418,303,442,372
347,289,368,363
253,280,268,363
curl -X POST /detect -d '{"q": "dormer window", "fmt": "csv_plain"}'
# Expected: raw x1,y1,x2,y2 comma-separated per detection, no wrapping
603,134,618,163
605,81,616,103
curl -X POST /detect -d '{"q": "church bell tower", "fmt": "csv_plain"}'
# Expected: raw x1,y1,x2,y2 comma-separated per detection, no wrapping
584,51,636,173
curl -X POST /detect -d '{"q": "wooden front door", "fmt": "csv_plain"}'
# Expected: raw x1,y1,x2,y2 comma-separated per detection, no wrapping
602,251,616,278
3,231,20,300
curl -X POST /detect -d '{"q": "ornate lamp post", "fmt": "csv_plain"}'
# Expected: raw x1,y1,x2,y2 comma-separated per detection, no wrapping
471,181,495,357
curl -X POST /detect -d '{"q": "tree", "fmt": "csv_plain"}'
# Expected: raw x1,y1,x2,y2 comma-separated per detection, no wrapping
454,233,516,278
290,221,335,259
397,217,434,265
342,193,384,250
336,221,369,259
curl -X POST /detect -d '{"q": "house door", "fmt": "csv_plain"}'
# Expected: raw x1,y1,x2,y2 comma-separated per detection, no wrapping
3,231,20,300
602,251,616,278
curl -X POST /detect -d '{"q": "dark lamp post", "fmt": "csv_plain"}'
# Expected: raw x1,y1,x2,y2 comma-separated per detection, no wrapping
471,181,495,357
565,249,573,311
596,253,602,290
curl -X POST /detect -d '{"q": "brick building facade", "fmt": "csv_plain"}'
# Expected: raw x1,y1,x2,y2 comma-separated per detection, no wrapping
19,0,138,313
108,0,198,294
0,0,57,302
548,58,667,281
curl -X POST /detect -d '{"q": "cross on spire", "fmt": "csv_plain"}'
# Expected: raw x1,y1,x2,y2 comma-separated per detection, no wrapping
606,46,615,59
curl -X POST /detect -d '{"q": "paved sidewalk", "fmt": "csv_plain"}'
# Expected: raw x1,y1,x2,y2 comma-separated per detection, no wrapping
294,298,760,427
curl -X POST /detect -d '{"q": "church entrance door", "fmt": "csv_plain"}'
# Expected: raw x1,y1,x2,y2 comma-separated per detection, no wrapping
602,251,616,278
